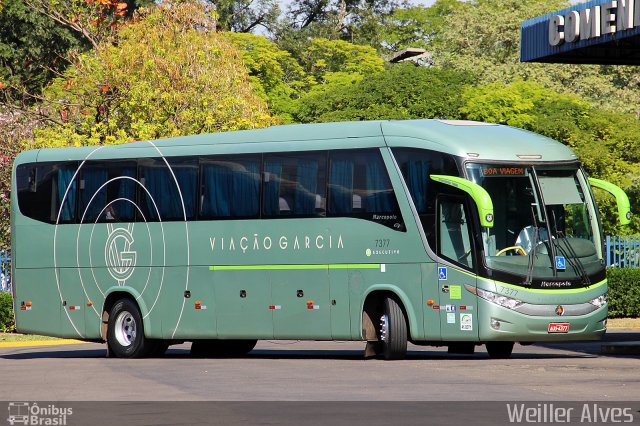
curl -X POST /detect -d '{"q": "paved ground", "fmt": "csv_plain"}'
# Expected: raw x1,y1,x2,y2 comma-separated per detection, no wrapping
0,330,639,402
2,332,639,425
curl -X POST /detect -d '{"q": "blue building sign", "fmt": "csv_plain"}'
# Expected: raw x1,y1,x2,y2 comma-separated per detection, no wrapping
521,0,640,64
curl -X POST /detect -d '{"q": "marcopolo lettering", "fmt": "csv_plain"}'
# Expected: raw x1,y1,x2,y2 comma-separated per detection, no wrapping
548,0,640,46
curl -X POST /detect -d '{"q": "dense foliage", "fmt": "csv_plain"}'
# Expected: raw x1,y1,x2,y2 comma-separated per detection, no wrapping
0,292,15,333
607,268,640,318
294,63,471,122
28,2,274,149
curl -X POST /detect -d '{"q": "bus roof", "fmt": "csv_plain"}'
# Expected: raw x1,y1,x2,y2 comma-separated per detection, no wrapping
18,120,578,164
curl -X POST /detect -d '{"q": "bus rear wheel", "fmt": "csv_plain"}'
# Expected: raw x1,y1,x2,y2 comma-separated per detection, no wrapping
486,341,514,359
191,339,257,357
379,297,407,360
107,299,151,358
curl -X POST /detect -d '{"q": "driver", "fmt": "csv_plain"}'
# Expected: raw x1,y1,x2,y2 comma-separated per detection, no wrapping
515,225,548,254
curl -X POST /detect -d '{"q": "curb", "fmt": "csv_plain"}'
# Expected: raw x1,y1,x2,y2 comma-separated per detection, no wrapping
0,339,88,348
607,326,640,330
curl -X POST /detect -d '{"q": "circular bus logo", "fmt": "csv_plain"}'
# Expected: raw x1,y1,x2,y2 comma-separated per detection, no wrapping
105,223,137,286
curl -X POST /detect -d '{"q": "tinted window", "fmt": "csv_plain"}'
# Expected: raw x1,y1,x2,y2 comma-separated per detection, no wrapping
200,156,261,219
139,158,198,221
78,161,137,223
393,148,459,245
16,162,78,224
263,152,327,218
328,149,402,230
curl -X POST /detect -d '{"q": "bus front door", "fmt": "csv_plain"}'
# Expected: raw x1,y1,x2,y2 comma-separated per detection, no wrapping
436,196,479,343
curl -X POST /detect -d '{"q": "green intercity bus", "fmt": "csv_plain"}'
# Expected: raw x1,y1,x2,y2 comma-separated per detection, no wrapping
10,120,631,359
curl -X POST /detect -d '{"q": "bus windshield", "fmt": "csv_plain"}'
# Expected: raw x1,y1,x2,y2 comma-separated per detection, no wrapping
466,163,603,283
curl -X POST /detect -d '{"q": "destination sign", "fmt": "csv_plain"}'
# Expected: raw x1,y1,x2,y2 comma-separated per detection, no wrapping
481,166,526,176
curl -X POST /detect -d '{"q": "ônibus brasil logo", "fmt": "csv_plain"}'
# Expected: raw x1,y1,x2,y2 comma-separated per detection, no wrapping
6,402,72,425
105,223,137,286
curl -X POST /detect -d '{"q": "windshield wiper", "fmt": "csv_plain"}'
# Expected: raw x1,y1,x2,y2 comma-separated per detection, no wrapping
530,167,557,277
524,204,539,286
551,210,591,287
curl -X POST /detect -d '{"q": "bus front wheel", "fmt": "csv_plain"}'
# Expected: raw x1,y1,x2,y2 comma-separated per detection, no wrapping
486,341,514,359
107,299,151,358
379,297,407,360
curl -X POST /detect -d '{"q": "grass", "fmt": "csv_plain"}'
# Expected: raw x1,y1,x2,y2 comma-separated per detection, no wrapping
0,333,63,342
607,317,640,329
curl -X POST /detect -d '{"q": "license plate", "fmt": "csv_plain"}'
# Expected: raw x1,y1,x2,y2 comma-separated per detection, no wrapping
548,323,570,333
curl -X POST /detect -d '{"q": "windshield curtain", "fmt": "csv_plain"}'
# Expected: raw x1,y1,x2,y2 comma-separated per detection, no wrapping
466,164,603,281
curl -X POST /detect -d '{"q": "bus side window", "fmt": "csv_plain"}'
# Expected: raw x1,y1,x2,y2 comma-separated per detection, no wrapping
263,152,327,218
78,161,137,223
79,163,108,222
328,149,403,230
16,162,78,224
139,158,198,221
200,156,261,219
110,163,136,222
392,148,460,246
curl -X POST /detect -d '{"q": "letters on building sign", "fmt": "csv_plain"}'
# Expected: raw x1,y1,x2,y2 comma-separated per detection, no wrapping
548,0,639,46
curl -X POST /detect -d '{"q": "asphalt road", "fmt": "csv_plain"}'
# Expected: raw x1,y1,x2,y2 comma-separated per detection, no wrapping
1,332,639,425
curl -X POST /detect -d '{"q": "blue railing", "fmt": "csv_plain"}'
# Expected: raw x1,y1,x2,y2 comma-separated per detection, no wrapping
1,249,10,292
606,235,640,269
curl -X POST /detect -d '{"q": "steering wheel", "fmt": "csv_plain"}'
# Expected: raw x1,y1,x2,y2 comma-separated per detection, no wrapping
496,246,526,256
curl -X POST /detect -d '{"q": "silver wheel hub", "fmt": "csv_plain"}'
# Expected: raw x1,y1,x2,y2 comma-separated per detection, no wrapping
380,313,389,342
114,311,136,347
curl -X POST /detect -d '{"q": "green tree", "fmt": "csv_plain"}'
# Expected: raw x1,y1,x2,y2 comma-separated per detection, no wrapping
294,62,471,122
431,0,640,114
0,110,35,249
208,0,280,33
226,32,307,122
274,0,406,52
296,37,384,84
432,0,568,76
28,0,275,149
378,0,460,54
0,0,87,102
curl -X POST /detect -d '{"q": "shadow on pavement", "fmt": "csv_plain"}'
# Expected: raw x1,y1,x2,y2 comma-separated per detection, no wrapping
534,330,640,357
0,338,618,360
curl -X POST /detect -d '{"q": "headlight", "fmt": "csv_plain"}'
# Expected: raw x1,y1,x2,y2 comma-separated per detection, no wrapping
474,287,524,310
589,293,608,308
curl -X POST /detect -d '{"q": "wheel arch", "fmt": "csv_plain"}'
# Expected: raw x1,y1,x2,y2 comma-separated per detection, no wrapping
360,285,416,341
100,287,154,341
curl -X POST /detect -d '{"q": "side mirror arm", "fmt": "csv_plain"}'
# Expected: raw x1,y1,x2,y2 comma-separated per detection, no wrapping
431,175,494,228
588,177,632,225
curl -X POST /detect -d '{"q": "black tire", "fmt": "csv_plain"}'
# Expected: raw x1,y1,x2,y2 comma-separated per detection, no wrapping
107,299,152,358
191,339,257,357
486,341,514,359
379,297,407,360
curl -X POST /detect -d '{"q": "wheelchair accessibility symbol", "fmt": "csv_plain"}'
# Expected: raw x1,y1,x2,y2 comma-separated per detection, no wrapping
555,256,566,270
438,267,447,281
